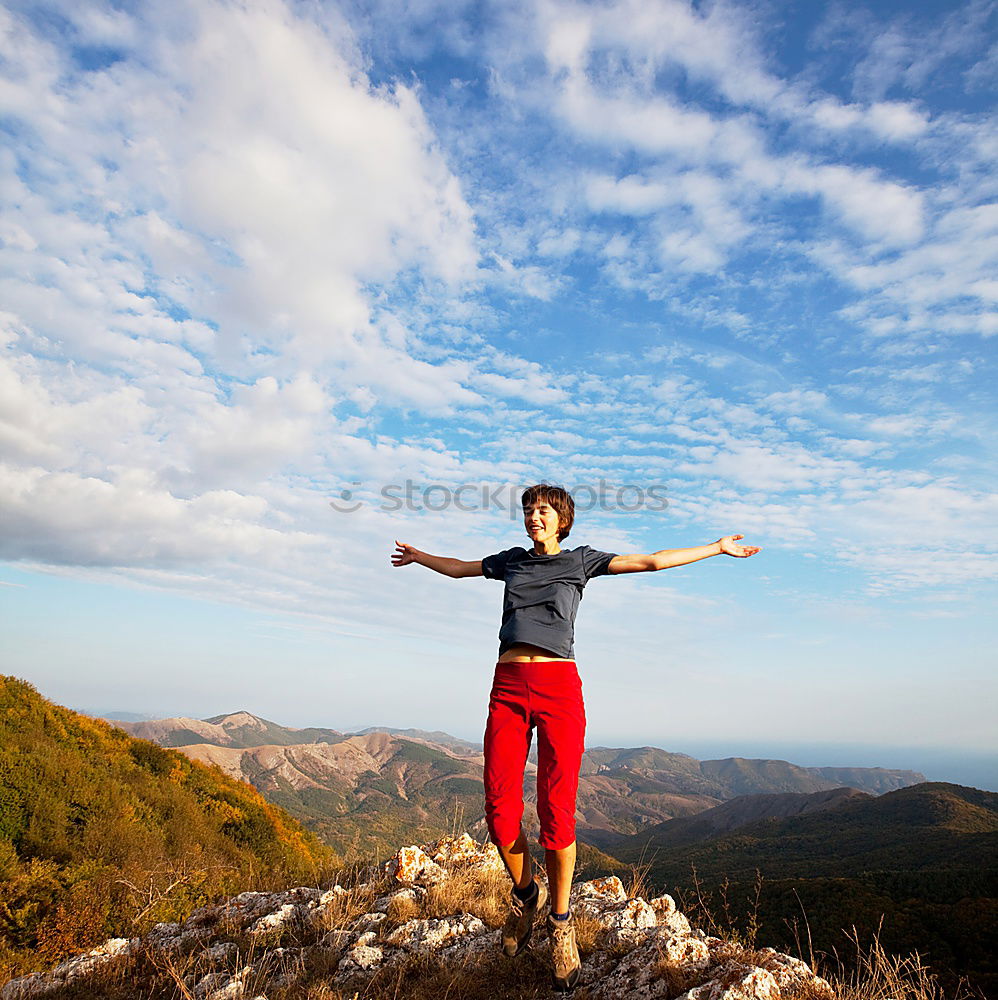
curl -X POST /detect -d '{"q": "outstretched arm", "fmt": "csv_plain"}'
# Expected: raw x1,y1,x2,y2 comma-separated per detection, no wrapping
391,540,484,579
608,535,760,574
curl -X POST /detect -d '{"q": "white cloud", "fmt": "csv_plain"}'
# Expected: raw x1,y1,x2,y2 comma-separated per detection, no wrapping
0,0,508,593
1,0,480,377
540,0,931,145
2,0,996,628
0,463,323,568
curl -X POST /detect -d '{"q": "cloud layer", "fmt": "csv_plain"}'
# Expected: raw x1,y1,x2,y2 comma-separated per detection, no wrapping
1,0,996,747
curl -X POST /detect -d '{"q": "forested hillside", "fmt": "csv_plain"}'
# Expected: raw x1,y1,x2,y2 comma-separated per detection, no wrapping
0,677,337,981
614,782,998,993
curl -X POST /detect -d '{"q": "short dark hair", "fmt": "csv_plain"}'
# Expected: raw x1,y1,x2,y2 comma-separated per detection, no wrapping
521,483,574,541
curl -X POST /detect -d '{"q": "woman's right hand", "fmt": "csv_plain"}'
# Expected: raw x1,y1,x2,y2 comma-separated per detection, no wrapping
391,540,419,567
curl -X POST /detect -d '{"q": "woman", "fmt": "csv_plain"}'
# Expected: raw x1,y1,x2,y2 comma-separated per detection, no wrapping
392,483,759,991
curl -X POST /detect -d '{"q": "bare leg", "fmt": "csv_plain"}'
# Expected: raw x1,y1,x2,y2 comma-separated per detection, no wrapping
495,828,534,890
545,840,576,914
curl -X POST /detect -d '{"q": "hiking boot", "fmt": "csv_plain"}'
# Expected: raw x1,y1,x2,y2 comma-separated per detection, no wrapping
547,912,582,992
501,877,548,957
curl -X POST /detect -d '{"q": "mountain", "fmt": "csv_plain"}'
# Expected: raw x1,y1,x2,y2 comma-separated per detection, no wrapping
93,710,158,722
610,782,998,996
111,712,926,858
0,678,336,980
584,786,870,850
115,711,346,748
178,730,487,856
613,781,998,881
698,756,923,796
353,726,482,755
582,745,922,797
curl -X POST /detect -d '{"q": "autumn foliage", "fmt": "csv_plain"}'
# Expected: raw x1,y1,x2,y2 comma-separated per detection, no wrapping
0,676,337,981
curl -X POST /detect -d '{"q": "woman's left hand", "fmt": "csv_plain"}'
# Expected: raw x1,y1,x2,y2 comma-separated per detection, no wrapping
718,534,761,557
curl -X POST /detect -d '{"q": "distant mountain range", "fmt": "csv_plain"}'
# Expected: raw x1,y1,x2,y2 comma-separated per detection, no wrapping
119,710,347,748
112,711,925,856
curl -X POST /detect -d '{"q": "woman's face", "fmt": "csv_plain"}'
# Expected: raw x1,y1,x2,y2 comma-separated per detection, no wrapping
523,500,560,546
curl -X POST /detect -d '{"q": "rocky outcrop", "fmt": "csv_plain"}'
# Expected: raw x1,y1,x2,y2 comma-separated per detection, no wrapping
0,833,834,1000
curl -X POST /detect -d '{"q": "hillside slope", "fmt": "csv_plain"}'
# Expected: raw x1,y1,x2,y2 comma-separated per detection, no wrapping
0,677,336,981
179,731,487,856
590,786,869,850
609,783,998,995
612,781,998,879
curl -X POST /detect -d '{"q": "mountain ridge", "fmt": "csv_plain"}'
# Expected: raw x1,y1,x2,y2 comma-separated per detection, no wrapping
612,780,998,880
110,710,928,857
114,712,925,795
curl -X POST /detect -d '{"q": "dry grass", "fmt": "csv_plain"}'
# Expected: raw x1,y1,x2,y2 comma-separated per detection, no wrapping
623,856,655,901
382,891,421,929
822,929,985,1000
419,864,511,928
318,879,386,935
676,867,765,950
571,904,604,953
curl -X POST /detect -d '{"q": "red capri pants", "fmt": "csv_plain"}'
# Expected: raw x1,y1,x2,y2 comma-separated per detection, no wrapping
483,660,586,851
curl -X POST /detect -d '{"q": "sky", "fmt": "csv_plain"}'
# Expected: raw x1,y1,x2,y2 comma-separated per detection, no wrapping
1,0,996,787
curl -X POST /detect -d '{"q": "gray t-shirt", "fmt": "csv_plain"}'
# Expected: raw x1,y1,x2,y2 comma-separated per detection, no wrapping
481,545,617,659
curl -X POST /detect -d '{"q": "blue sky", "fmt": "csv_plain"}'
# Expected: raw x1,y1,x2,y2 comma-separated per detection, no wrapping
1,0,996,781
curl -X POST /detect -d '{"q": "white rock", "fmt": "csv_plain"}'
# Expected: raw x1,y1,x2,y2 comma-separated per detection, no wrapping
587,927,710,1000
205,979,249,1000
194,965,254,1000
383,913,487,953
337,944,384,975
658,933,709,968
598,898,658,948
649,894,692,935
0,938,139,999
589,940,673,999
430,834,504,872
249,903,302,936
353,911,387,932
438,927,502,960
146,922,183,946
658,909,692,937
193,973,229,999
319,929,354,951
680,963,780,1000
222,887,321,928
221,892,279,923
574,876,628,907
206,941,239,963
757,949,835,997
388,845,448,886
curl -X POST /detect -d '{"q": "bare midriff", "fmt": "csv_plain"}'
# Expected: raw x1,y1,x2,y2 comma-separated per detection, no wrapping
497,643,568,662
